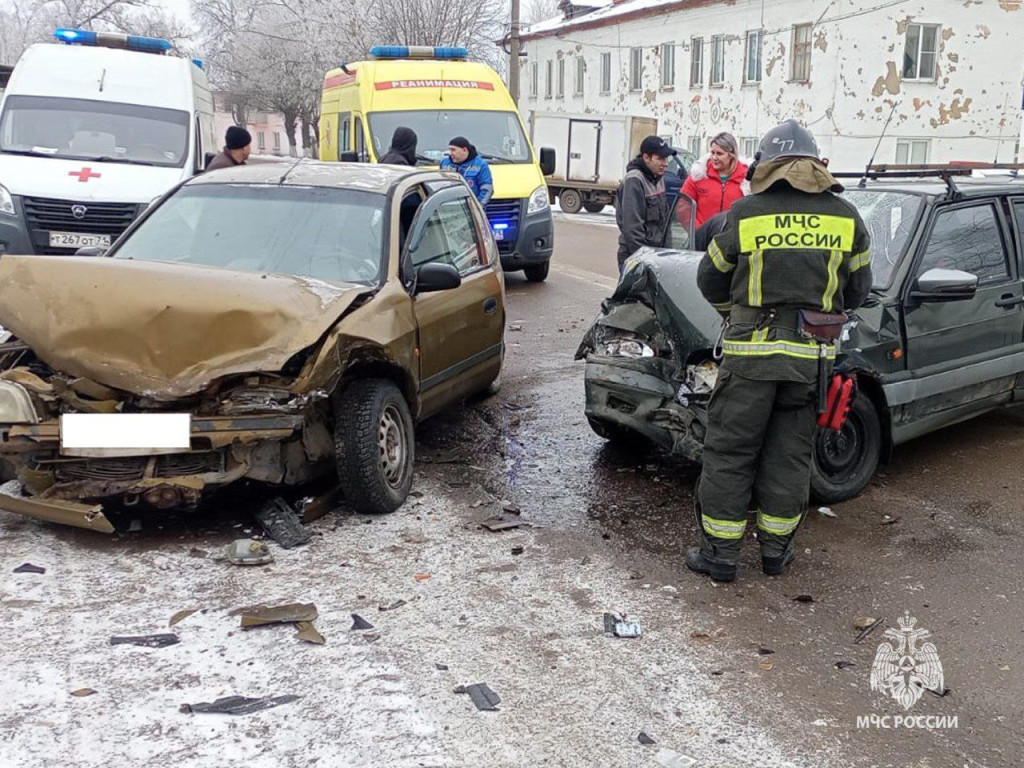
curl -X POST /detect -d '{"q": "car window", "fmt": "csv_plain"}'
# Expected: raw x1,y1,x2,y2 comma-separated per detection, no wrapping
842,190,924,288
409,199,483,276
917,203,1008,281
1012,202,1024,250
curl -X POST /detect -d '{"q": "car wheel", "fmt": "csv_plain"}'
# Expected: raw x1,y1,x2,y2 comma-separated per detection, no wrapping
523,262,550,282
810,394,881,504
559,189,583,214
334,379,414,513
583,201,605,214
588,416,646,445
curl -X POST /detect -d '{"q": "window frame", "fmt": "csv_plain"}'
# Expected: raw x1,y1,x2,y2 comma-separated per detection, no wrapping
742,137,759,158
600,52,612,94
575,56,585,96
409,196,486,277
545,60,553,99
903,22,941,81
530,61,538,97
709,35,725,86
914,200,1013,285
744,29,763,84
895,139,930,166
660,42,676,89
690,37,704,87
629,47,643,92
791,23,812,82
557,57,565,98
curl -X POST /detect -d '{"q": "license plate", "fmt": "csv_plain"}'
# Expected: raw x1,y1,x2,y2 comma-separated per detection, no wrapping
48,232,111,248
60,413,191,457
492,229,505,241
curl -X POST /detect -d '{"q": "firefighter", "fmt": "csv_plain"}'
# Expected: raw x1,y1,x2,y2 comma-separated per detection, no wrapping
687,120,872,583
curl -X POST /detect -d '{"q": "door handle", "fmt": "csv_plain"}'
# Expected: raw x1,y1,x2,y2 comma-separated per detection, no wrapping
995,294,1024,308
482,297,498,314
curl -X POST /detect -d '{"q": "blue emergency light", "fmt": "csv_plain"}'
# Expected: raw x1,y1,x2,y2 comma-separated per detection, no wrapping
370,45,469,60
192,58,204,69
54,28,173,54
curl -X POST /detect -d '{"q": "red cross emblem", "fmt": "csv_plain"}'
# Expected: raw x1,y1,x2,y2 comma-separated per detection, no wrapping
69,167,101,183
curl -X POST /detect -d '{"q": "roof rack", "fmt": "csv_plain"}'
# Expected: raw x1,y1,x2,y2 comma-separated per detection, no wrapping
832,163,1024,200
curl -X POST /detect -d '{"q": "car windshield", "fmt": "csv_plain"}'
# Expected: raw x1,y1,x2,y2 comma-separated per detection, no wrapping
0,95,190,168
842,189,925,288
368,110,531,164
111,185,386,285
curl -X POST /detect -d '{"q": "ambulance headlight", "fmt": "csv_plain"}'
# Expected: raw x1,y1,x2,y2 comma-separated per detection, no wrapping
527,185,549,215
0,184,14,216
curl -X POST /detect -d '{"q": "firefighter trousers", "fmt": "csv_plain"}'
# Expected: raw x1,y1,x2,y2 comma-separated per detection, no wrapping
696,369,817,564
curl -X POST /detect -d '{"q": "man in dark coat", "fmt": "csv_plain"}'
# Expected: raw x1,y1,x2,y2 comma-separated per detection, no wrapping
206,126,251,171
615,135,676,271
379,127,418,166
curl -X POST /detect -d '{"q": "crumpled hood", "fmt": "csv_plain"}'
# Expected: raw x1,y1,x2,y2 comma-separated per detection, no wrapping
0,255,370,399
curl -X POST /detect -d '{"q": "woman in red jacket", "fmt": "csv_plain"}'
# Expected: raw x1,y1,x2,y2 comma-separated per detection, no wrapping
681,132,750,226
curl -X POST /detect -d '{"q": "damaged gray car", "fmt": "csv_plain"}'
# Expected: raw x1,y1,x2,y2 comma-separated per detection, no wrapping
578,172,1024,502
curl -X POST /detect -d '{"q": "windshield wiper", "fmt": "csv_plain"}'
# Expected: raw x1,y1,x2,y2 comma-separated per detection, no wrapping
88,156,157,166
414,154,436,164
480,152,515,164
0,148,59,158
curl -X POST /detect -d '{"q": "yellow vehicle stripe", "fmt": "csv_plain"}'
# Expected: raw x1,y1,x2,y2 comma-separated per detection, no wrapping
821,249,842,312
708,241,733,273
723,339,835,361
748,250,764,307
738,214,855,252
757,511,802,536
702,515,747,540
850,250,871,272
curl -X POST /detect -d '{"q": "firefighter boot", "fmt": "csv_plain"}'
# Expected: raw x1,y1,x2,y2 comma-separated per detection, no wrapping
761,548,795,576
686,547,737,583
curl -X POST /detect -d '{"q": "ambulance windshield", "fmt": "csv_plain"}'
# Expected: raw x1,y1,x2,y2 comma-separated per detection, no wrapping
369,110,530,164
0,95,190,168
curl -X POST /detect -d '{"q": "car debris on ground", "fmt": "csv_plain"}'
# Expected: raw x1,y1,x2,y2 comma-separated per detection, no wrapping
454,683,501,712
654,747,698,768
180,694,301,715
254,497,312,549
236,603,318,628
853,617,884,644
351,614,374,631
12,563,45,574
603,612,642,638
109,633,180,648
168,609,199,627
224,538,274,566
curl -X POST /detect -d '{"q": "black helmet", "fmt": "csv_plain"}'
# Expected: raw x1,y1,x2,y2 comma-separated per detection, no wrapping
757,119,820,162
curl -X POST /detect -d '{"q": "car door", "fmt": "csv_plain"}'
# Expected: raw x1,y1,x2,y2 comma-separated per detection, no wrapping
405,187,503,418
900,198,1024,422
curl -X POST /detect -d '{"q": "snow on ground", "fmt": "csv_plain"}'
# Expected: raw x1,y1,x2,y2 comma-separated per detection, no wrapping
0,477,832,768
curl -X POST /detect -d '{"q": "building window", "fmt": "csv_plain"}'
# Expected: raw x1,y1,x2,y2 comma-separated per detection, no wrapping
710,35,725,85
557,58,565,98
257,131,265,150
744,29,763,83
545,60,553,98
273,132,281,150
689,37,703,87
660,42,675,88
791,23,812,82
629,47,643,91
742,136,759,157
575,57,585,95
688,134,703,156
896,139,930,165
903,23,940,80
530,62,538,97
600,52,612,94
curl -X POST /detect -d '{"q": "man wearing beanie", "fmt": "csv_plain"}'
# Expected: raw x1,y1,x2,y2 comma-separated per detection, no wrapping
206,125,252,171
440,136,493,205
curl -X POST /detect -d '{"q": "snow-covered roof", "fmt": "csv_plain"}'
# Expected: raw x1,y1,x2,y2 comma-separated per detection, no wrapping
523,0,688,39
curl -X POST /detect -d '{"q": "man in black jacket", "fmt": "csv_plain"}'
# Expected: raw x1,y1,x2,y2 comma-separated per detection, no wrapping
615,135,676,271
379,127,418,166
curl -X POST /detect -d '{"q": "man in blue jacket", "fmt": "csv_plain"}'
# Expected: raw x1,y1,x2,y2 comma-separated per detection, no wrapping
440,136,494,205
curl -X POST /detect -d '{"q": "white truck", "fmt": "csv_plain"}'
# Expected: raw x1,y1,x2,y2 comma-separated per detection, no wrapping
527,111,693,214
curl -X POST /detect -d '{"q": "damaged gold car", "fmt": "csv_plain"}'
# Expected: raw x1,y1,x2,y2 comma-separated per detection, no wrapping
0,162,505,532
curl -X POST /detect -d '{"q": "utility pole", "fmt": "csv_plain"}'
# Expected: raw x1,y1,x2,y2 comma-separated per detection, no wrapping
509,0,521,105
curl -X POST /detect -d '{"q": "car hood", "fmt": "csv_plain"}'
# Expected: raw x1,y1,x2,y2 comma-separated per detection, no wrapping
0,154,187,203
0,255,371,399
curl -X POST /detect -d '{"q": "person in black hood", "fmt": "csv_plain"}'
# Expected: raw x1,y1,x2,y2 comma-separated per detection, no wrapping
380,127,418,166
615,135,676,270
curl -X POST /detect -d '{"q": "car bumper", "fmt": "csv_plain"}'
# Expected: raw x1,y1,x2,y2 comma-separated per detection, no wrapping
0,201,33,255
486,199,553,270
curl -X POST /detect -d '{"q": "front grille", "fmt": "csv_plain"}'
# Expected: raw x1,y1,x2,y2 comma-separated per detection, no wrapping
485,199,522,256
24,197,139,237
54,452,223,483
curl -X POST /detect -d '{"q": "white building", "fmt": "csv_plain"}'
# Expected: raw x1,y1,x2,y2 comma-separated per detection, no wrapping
211,92,307,157
519,0,1024,172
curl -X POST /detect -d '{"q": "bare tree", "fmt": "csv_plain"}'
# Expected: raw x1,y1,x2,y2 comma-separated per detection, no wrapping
522,0,559,26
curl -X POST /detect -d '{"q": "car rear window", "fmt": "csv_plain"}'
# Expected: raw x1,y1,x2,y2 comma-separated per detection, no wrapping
112,185,386,285
842,190,925,288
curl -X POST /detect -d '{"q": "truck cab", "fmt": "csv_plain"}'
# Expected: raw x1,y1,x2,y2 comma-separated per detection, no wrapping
0,29,216,256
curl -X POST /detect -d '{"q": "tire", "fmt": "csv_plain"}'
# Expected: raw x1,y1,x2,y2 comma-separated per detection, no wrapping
523,262,550,282
334,379,414,513
810,394,882,504
559,189,583,214
588,416,646,445
583,201,605,214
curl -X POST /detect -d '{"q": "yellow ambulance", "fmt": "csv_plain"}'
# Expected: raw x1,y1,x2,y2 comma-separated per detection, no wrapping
319,45,556,282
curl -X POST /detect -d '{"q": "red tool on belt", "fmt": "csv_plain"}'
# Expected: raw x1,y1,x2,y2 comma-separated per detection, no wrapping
818,374,856,431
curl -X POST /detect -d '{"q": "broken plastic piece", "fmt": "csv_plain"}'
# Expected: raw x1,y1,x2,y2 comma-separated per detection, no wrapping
511,546,524,556
835,661,855,670
480,517,521,532
413,573,431,581
237,603,318,628
459,683,500,711
654,748,698,768
638,732,656,745
817,506,837,518
13,563,45,574
70,688,97,697
225,539,273,566
110,633,180,648
378,600,407,612
295,621,326,645
603,612,618,635
169,608,198,627
435,663,449,671
253,497,312,549
614,621,642,638
181,694,301,715
351,613,374,631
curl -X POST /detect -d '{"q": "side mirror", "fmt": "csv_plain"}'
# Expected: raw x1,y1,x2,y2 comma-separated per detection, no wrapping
910,267,979,302
73,246,107,257
415,262,461,294
340,151,359,162
539,147,556,177
204,152,216,169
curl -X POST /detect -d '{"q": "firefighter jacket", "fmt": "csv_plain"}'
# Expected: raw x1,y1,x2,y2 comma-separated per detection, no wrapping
697,184,872,383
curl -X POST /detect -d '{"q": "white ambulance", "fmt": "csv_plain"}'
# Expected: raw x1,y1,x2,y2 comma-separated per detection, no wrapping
0,29,216,255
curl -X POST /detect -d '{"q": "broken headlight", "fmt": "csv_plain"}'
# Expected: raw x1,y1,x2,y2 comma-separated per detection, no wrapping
0,380,40,424
602,338,656,359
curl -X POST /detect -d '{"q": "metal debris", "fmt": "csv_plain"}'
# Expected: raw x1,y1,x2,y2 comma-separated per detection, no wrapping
480,516,522,532
110,633,180,648
225,539,273,566
351,613,374,631
180,694,301,715
435,663,449,671
854,617,885,645
603,612,618,635
378,600,407,612
13,563,45,574
169,609,199,627
237,603,318,628
511,546,524,556
70,688,97,697
638,732,657,745
501,503,521,515
296,488,342,523
456,683,501,711
295,621,326,645
254,497,312,549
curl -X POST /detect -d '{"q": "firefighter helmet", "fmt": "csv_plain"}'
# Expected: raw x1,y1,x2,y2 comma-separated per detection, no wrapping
757,119,820,161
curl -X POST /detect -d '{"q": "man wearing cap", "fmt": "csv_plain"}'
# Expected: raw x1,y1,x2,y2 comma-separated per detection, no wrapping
440,137,493,205
687,119,872,583
206,126,252,171
615,135,676,271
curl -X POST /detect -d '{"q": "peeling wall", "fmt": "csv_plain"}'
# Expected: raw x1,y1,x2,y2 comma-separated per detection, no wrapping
520,0,1024,170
